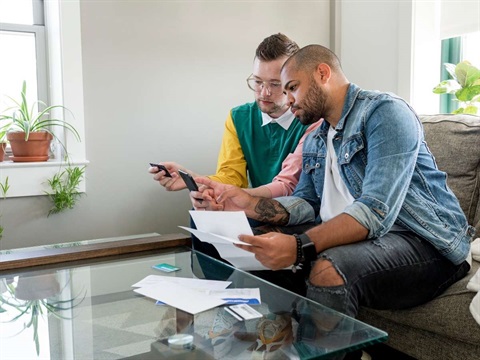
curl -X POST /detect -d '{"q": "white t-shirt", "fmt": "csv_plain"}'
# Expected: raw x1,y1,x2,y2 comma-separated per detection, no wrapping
320,127,355,222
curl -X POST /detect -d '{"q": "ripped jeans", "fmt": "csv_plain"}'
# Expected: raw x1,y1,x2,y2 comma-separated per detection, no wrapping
306,228,470,318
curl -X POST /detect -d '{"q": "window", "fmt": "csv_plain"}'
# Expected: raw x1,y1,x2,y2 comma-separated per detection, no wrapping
0,0,87,198
462,32,480,68
439,31,480,113
410,0,479,116
0,0,47,126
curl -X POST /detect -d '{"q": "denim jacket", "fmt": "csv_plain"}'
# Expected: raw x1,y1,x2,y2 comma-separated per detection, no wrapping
276,83,474,265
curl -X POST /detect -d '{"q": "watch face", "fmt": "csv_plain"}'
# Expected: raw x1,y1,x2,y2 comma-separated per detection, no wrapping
302,242,317,262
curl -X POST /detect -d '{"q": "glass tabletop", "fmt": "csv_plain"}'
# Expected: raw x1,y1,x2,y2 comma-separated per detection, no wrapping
0,247,387,359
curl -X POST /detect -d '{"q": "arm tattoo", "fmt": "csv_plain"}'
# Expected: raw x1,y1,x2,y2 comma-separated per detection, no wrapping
254,199,290,225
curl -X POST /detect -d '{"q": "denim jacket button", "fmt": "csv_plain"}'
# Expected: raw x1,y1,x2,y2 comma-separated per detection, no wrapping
315,163,320,168
344,153,349,159
467,226,475,236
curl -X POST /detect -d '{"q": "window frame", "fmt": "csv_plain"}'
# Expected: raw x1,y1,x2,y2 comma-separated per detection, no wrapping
439,37,462,114
0,0,87,198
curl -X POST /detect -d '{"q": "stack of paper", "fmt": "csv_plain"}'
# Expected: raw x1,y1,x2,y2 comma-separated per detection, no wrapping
132,275,260,314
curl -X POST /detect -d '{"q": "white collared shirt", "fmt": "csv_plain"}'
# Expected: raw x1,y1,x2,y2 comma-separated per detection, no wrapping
261,109,296,130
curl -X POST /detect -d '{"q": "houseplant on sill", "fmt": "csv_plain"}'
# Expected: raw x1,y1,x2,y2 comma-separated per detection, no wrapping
433,60,480,115
0,81,80,162
0,81,85,217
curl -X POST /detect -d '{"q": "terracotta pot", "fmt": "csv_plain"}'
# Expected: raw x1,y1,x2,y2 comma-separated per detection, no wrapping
0,143,5,162
6,131,53,162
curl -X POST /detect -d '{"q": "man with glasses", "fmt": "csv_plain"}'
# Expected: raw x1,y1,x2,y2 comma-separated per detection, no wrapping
150,34,319,295
150,33,320,200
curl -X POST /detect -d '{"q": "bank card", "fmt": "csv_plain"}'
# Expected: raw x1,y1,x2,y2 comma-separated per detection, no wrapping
227,304,263,320
152,263,181,272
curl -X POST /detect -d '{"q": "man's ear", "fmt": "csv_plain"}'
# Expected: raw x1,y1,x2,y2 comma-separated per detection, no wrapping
315,63,331,83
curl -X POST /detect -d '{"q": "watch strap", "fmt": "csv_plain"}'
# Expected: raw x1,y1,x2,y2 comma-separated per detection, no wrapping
296,233,317,263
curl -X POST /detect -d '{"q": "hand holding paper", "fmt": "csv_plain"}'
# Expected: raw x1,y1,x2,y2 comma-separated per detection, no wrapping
181,210,270,270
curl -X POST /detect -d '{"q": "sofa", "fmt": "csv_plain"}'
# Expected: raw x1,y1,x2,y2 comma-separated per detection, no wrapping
358,114,480,359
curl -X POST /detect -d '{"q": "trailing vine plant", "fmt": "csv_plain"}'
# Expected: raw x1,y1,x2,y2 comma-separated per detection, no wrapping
0,177,9,239
45,165,85,216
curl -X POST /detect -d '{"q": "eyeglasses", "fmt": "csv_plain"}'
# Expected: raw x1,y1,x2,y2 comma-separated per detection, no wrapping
246,74,283,95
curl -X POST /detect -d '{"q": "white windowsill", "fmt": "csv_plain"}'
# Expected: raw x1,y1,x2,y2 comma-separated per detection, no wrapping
0,160,89,198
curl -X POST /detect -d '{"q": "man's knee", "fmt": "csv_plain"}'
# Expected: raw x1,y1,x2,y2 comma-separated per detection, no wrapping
309,259,344,287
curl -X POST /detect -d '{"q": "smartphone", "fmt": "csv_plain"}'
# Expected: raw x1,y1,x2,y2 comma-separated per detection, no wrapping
178,169,203,203
149,163,172,177
178,169,198,191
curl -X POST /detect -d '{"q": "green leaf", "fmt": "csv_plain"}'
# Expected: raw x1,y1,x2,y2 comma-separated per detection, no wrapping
455,85,480,102
0,176,10,198
456,61,480,87
45,166,85,216
464,105,479,114
432,79,460,94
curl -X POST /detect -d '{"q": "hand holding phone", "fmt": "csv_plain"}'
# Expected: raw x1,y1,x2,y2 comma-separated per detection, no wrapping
178,169,202,203
178,169,198,191
149,163,172,177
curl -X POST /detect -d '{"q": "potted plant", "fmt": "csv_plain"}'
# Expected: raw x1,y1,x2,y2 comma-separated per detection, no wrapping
0,81,80,162
433,60,480,115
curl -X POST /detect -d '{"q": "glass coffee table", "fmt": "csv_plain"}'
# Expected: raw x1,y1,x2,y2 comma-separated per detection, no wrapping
0,245,387,359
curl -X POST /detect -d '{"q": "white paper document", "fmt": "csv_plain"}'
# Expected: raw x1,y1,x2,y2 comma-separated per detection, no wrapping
156,288,261,306
134,282,226,314
180,210,269,271
207,288,261,305
132,275,231,314
131,274,231,290
132,275,261,314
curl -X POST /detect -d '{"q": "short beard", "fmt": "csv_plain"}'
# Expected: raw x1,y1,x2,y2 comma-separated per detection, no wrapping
299,77,327,125
256,98,287,117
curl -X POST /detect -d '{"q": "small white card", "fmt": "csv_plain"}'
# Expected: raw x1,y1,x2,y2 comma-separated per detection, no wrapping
227,304,263,320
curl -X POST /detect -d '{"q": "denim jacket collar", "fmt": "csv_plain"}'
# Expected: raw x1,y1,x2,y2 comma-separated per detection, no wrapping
335,83,362,132
315,83,362,137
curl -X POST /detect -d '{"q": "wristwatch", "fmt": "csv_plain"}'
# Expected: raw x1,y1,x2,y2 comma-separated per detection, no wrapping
293,233,317,266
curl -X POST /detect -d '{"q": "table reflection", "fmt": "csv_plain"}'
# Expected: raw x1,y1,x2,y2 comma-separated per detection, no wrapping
0,270,85,357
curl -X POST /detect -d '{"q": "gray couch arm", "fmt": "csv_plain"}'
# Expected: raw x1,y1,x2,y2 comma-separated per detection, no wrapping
420,114,480,236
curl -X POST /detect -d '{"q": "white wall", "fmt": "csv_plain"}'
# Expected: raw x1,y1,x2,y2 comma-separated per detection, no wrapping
337,0,413,98
3,0,441,250
0,0,329,249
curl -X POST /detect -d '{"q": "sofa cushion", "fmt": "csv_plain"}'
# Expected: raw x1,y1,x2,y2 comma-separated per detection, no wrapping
420,114,480,235
358,261,480,346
